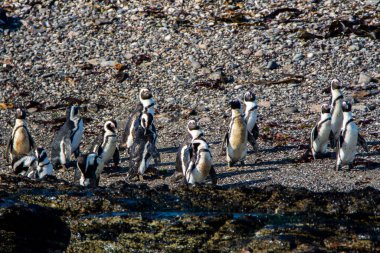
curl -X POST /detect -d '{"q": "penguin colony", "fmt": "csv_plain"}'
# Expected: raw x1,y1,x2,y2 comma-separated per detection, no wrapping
5,81,369,187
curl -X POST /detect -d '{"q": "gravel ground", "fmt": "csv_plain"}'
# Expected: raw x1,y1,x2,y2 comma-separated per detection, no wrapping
0,0,379,192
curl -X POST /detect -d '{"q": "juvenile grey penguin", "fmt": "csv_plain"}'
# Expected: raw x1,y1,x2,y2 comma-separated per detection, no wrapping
310,104,335,159
330,79,344,147
77,152,105,187
127,111,160,180
222,100,248,167
28,147,54,179
51,106,84,169
92,120,120,167
121,88,156,152
11,155,36,176
243,91,259,151
336,101,368,171
183,139,217,185
6,108,35,163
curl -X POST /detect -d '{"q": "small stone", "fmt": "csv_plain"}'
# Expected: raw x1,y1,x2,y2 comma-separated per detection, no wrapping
267,60,279,70
348,44,361,52
284,107,299,114
242,49,252,55
198,43,207,50
209,71,223,81
307,53,314,58
254,50,263,57
293,53,304,61
358,72,372,84
234,85,243,89
164,35,171,41
189,56,201,69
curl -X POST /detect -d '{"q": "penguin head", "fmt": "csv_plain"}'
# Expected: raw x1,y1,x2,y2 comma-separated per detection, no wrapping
104,120,117,133
15,108,27,120
192,139,209,154
35,147,48,163
140,88,153,100
342,101,352,112
330,79,342,91
229,99,241,110
187,120,200,131
244,91,256,102
321,104,331,114
141,111,154,134
67,106,80,121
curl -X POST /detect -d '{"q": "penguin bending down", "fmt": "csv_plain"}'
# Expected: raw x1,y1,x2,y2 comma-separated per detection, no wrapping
51,106,84,169
183,139,217,185
330,79,344,148
77,153,105,187
222,100,248,167
28,147,54,179
310,104,335,159
121,88,156,152
243,91,259,151
336,101,368,171
92,120,120,167
127,112,160,180
6,108,35,163
12,155,36,176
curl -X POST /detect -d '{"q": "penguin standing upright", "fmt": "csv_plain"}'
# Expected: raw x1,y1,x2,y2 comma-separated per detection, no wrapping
330,79,344,147
51,106,84,169
243,91,259,151
6,108,35,163
310,104,335,159
127,111,160,180
92,120,120,167
222,100,248,167
28,147,54,179
76,152,104,187
183,139,217,185
121,88,156,152
336,101,368,171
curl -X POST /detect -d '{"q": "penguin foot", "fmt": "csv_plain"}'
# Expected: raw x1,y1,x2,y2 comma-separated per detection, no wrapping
348,163,354,171
228,161,234,168
336,164,342,171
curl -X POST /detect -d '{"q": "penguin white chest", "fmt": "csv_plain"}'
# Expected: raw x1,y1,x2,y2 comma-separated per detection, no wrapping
339,125,358,164
313,121,331,152
331,106,343,135
138,142,151,175
227,119,247,162
13,127,31,154
245,111,257,132
71,119,84,152
102,137,117,163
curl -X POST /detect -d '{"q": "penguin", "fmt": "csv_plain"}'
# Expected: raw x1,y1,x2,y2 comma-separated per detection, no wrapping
11,155,36,176
77,153,105,187
310,104,335,159
243,91,259,151
183,139,217,185
27,147,54,179
222,100,248,167
330,79,344,148
51,106,84,169
121,88,156,152
127,111,160,180
175,120,207,180
6,108,35,163
336,101,368,171
92,120,120,167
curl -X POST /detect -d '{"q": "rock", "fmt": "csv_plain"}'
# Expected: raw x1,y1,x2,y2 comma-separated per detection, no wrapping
234,85,243,89
293,53,304,61
242,49,252,55
209,71,223,81
283,107,299,114
358,72,373,84
100,60,118,67
348,44,361,51
189,56,201,69
267,60,279,70
254,50,263,57
352,104,368,112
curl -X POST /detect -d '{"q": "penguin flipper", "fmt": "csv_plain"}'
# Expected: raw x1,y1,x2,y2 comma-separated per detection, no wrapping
329,130,335,148
5,136,12,162
358,133,369,152
220,133,229,155
26,127,35,150
252,123,259,140
113,147,120,166
209,165,217,185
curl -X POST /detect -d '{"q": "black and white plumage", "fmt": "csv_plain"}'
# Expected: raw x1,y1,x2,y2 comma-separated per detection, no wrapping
222,100,248,167
77,153,104,187
330,79,344,148
127,112,160,180
175,120,208,179
182,139,217,185
310,104,335,159
336,101,368,171
11,155,36,176
243,91,259,151
51,106,84,169
92,120,120,167
28,147,54,179
6,108,35,163
121,88,156,152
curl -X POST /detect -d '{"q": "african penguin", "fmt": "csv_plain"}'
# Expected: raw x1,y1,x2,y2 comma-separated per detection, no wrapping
243,91,259,152
51,106,84,169
12,155,36,176
6,108,35,163
175,120,206,179
183,139,217,185
310,104,335,159
77,152,105,187
127,111,160,180
121,88,156,152
222,100,248,167
336,101,368,171
330,79,344,148
92,120,120,167
28,147,54,179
